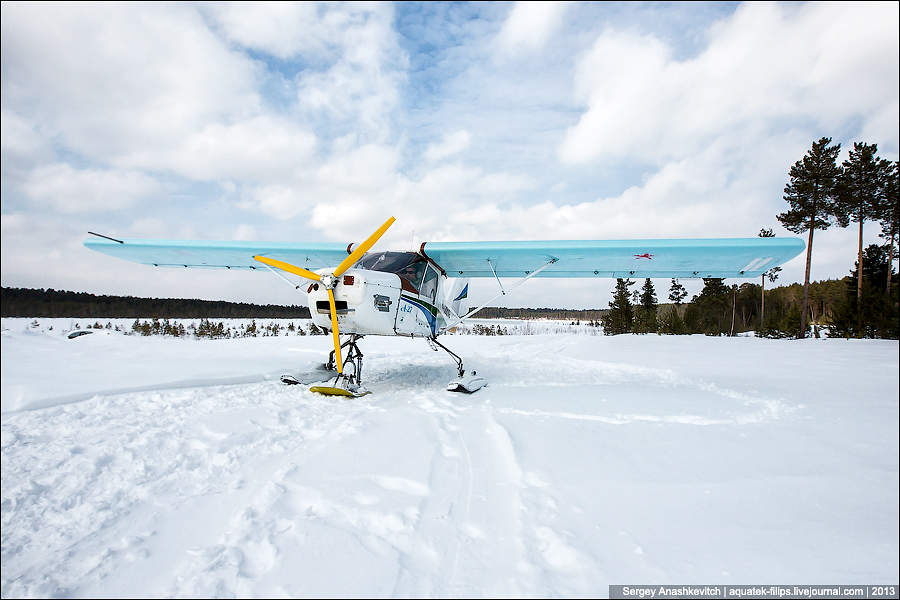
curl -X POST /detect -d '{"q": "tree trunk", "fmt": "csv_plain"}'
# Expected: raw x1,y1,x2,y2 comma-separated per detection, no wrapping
887,228,895,297
760,274,765,330
857,217,864,337
730,286,736,336
800,226,814,338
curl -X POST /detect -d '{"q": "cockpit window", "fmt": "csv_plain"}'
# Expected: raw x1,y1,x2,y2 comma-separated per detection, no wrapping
357,251,426,291
421,264,438,301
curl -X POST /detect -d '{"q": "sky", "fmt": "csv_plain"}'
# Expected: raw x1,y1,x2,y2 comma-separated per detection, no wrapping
1,1,898,309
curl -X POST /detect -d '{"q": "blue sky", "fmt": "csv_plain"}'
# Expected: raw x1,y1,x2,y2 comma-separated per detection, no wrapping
1,2,897,308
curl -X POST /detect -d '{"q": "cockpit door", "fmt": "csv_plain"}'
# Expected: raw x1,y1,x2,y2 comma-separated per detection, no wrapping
421,263,439,303
395,262,441,337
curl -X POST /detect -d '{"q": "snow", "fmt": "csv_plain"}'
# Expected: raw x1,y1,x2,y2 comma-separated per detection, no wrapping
2,318,898,597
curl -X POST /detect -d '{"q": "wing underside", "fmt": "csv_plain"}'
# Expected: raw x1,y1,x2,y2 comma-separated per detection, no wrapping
84,236,805,279
421,238,805,279
83,238,351,271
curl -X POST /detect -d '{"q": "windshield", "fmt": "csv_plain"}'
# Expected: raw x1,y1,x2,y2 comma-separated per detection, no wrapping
357,251,426,291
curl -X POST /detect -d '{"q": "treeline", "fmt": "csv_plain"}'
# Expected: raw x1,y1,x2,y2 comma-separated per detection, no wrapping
1,287,311,319
125,318,325,338
601,244,898,338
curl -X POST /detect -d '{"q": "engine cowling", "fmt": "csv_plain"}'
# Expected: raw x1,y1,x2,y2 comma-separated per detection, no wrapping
306,268,401,336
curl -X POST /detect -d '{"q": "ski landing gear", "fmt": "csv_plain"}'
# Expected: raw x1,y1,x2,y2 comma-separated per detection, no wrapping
428,336,487,394
310,334,371,397
284,334,486,396
280,334,370,397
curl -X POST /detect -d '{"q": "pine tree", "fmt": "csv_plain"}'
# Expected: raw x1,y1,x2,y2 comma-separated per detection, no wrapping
634,278,658,333
758,228,782,330
835,143,893,336
668,278,687,306
878,160,899,296
691,278,730,335
777,137,841,338
601,278,634,335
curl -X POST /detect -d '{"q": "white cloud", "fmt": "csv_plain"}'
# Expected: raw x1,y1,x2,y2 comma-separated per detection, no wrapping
559,2,899,165
1,3,263,170
206,2,329,59
291,4,407,142
0,110,52,171
22,164,162,214
425,130,471,162
497,2,568,55
119,116,317,182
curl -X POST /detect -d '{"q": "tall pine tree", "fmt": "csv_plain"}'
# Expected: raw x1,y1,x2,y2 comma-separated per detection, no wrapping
777,137,841,338
835,142,892,336
878,160,899,296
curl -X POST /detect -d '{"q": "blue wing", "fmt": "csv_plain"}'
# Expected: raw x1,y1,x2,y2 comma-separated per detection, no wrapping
421,238,805,278
85,236,804,279
83,237,350,271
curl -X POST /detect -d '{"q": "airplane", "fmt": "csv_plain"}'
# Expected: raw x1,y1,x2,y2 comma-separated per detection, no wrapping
84,217,805,397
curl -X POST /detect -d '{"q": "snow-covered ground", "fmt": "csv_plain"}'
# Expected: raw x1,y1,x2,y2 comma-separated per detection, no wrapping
2,318,898,597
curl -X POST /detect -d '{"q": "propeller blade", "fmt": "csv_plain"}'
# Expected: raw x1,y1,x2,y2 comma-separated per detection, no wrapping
327,288,343,374
332,216,396,277
254,255,322,282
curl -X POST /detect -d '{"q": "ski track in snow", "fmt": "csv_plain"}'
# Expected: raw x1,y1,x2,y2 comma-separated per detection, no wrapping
1,321,898,597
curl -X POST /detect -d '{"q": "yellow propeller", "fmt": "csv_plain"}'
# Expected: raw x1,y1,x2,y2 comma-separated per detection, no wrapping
252,216,396,377
334,217,396,277
253,255,322,282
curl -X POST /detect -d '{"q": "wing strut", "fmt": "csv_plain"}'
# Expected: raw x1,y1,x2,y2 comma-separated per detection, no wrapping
442,257,558,332
487,259,506,296
258,261,307,291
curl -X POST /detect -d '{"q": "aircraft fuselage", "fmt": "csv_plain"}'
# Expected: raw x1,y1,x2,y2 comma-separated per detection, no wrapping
306,252,449,338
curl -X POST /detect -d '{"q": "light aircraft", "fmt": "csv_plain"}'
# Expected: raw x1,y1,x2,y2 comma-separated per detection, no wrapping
84,218,804,397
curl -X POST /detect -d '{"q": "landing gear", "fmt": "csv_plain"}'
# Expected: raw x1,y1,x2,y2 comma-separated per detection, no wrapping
280,334,370,396
428,336,487,393
324,334,365,382
288,333,485,396
312,334,370,397
427,335,464,378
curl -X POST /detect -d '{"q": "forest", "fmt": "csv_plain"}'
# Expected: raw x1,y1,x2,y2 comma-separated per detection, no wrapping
600,244,896,339
0,287,311,319
0,287,602,322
